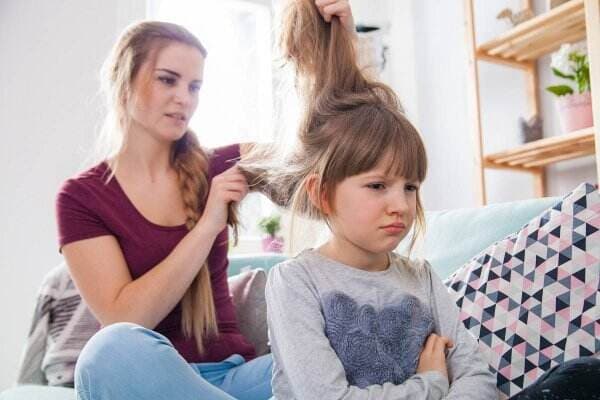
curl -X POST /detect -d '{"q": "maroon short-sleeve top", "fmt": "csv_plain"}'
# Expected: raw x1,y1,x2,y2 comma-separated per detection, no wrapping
55,144,256,363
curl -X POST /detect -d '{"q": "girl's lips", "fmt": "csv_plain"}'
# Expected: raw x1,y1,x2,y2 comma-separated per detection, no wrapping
381,223,406,234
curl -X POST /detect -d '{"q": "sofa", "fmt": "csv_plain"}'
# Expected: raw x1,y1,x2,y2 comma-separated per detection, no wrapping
2,183,597,399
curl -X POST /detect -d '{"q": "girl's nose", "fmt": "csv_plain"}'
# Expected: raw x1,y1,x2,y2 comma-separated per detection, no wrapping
388,192,410,214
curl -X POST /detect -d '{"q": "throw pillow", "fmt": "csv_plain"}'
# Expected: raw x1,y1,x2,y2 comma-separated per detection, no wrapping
445,182,599,398
228,268,269,356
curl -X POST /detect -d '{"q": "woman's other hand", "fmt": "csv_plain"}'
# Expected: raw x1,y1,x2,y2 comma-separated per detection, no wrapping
315,0,356,34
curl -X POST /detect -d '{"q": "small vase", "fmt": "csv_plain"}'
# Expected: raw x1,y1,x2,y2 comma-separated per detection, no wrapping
556,91,593,133
261,236,284,253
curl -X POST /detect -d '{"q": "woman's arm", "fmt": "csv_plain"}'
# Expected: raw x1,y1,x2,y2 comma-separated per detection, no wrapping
63,219,219,329
267,262,450,400
63,166,248,330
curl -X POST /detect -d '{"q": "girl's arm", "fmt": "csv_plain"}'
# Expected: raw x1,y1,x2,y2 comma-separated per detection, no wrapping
427,264,500,399
266,261,450,400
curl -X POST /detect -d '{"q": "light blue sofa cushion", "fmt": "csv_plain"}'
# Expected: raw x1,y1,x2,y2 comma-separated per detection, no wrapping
228,253,287,276
0,386,74,400
423,196,560,280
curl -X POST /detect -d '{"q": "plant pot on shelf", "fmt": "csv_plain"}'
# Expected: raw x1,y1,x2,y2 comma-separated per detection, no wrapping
261,235,284,253
556,91,593,133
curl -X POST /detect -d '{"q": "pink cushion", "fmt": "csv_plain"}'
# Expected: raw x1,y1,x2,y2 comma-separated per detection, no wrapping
445,183,599,398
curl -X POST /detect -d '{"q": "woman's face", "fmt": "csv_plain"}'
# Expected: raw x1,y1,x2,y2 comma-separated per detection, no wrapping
129,42,205,143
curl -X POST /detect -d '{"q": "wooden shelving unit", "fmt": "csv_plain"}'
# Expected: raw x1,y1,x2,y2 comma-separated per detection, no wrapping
485,127,595,169
464,0,600,204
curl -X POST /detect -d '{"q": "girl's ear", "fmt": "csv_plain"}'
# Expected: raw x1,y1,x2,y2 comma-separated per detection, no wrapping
305,174,331,215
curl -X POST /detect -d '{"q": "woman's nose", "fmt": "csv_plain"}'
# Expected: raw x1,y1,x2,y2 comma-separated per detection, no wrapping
174,86,191,106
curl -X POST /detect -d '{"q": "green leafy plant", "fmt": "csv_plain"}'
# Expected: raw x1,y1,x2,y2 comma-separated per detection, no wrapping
546,43,590,97
258,214,281,237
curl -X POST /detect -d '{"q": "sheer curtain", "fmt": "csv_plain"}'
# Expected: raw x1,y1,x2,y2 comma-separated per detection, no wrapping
147,0,278,249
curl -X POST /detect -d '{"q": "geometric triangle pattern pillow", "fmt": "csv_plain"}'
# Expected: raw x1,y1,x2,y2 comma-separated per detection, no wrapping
444,182,599,399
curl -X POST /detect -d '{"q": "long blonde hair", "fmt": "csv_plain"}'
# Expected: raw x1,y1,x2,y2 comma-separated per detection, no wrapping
241,0,427,251
98,21,240,353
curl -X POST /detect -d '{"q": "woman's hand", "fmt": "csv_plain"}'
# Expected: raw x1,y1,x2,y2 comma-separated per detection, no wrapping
417,333,454,379
315,0,356,34
199,165,249,235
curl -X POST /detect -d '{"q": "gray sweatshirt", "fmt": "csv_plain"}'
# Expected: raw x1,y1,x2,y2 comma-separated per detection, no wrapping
266,249,499,400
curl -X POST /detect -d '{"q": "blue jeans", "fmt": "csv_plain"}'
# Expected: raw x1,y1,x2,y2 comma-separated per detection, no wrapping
75,322,272,400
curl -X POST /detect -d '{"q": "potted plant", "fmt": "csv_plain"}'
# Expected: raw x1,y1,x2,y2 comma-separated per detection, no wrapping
546,42,592,133
258,214,284,253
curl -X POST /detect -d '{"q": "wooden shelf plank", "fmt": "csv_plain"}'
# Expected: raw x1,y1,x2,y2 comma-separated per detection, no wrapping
477,0,586,64
484,127,596,169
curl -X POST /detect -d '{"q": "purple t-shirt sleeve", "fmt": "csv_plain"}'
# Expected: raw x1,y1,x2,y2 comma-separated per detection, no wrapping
56,179,112,251
208,143,241,178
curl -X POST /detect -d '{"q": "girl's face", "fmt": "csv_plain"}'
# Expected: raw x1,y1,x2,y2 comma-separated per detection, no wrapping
325,161,419,261
129,42,204,143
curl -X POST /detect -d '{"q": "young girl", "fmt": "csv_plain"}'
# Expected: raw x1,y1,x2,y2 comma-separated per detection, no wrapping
254,1,600,400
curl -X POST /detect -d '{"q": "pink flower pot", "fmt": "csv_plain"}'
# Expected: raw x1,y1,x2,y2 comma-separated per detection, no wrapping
556,91,593,133
261,236,284,253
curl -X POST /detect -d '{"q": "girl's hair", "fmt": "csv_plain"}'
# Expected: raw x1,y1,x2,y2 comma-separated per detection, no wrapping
242,0,427,251
98,21,239,354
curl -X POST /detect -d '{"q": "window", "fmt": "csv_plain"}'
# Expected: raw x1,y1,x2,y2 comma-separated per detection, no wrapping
149,0,278,249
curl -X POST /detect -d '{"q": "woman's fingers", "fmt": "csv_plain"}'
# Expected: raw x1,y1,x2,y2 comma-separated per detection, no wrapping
321,1,351,18
314,0,354,32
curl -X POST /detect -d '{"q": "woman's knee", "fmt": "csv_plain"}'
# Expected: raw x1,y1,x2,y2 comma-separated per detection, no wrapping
75,322,159,380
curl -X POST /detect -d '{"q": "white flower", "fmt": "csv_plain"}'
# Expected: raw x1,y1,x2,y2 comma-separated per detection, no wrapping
570,41,588,55
550,41,587,73
551,44,572,72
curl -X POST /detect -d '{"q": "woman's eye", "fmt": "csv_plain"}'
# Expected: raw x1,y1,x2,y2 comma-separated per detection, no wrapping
405,184,419,192
158,76,176,85
189,84,201,94
367,183,386,190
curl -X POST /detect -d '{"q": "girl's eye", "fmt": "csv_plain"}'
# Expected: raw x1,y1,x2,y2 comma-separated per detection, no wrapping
158,76,176,85
367,183,386,190
405,184,419,192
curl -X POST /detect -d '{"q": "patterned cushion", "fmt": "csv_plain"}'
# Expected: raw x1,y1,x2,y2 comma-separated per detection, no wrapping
444,183,599,399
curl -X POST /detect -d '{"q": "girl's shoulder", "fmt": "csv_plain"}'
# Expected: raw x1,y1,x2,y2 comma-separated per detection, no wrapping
269,249,316,280
390,253,435,282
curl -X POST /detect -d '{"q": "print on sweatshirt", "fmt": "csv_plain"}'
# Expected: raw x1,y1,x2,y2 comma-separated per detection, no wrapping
323,291,435,388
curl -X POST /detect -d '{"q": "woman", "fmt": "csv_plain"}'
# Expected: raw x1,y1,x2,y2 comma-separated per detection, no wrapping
57,2,356,400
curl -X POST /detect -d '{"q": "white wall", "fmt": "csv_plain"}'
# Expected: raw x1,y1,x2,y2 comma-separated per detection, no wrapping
0,0,145,391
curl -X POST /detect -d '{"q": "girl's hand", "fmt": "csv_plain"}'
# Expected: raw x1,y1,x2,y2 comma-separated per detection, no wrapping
416,334,454,379
315,0,356,34
199,165,248,235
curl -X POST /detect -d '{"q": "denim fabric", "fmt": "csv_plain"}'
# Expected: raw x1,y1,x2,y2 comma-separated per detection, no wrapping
75,323,272,400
